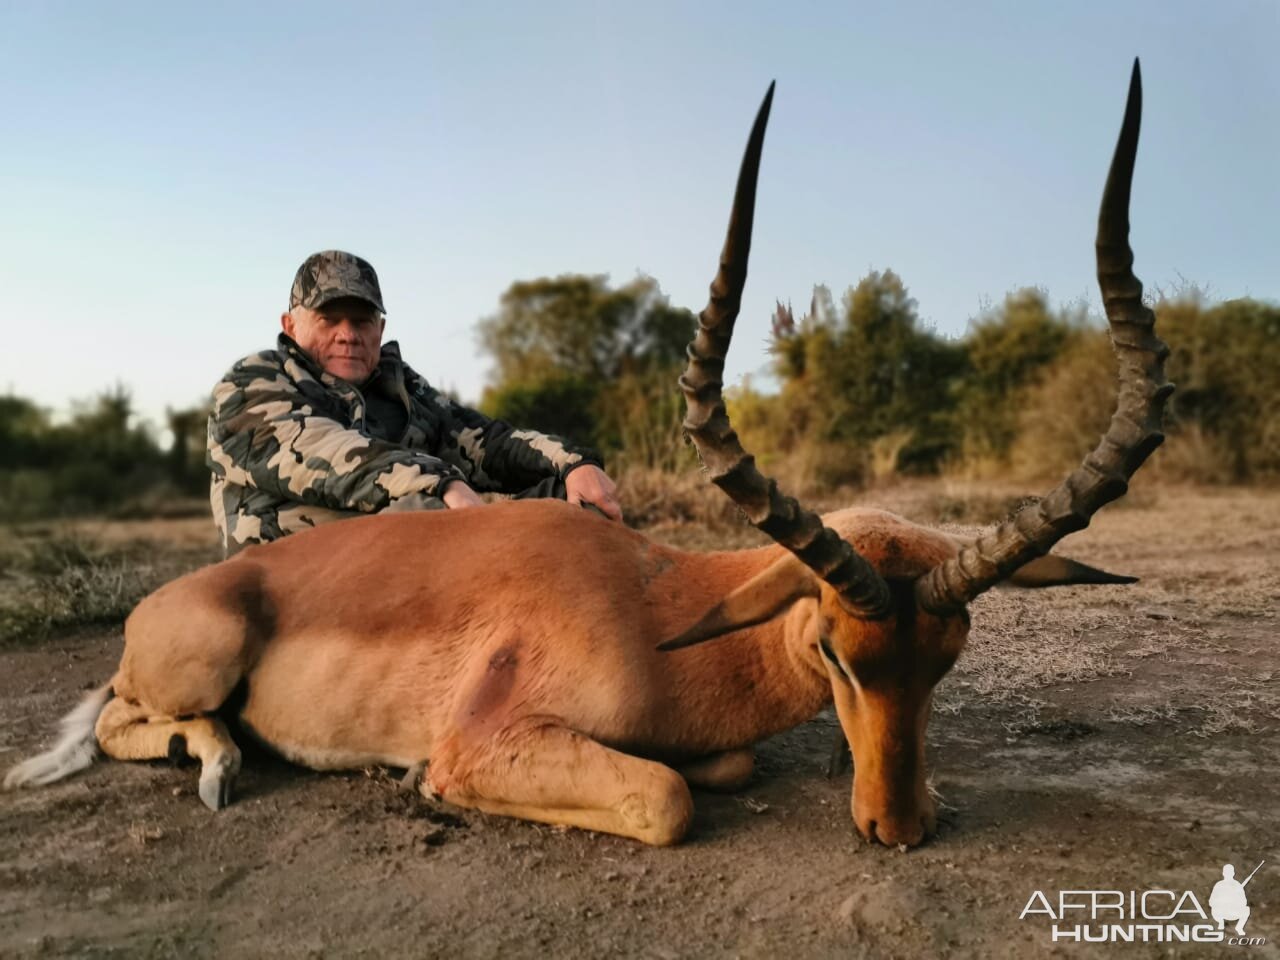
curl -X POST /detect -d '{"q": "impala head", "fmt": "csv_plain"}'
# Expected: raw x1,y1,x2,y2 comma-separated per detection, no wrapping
663,63,1171,848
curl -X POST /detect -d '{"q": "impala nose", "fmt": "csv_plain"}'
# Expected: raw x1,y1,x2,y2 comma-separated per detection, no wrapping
856,808,936,848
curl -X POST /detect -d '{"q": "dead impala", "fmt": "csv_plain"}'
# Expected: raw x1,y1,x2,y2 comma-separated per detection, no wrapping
5,62,1168,848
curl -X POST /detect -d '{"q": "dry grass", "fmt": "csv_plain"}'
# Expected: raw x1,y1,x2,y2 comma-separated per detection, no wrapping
929,485,1280,736
0,531,202,648
867,430,914,486
616,466,746,531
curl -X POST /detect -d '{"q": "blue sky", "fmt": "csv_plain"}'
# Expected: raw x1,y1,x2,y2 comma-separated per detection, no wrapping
2,1,1276,432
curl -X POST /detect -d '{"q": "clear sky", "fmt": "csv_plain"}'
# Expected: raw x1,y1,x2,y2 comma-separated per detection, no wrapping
2,1,1276,433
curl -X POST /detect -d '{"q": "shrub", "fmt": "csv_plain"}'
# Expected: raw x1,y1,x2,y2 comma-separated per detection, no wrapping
1009,330,1115,481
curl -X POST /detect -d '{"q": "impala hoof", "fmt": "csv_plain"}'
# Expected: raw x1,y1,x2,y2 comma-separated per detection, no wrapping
198,752,240,811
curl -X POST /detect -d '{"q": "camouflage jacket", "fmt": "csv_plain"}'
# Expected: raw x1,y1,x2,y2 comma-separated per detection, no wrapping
207,335,600,554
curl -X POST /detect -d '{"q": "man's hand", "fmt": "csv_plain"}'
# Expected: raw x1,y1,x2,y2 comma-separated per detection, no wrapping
565,465,623,522
442,481,485,510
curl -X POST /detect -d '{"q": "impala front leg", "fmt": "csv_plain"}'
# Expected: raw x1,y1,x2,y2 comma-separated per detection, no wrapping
428,717,694,846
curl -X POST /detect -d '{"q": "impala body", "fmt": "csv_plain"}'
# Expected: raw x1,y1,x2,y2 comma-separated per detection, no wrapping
5,63,1168,849
96,499,961,845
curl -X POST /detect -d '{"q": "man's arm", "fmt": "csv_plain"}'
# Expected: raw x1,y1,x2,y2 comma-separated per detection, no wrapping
405,368,595,491
404,367,622,519
208,352,466,513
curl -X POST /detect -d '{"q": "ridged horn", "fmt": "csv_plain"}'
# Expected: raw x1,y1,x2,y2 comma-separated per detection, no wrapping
679,82,893,619
916,59,1173,616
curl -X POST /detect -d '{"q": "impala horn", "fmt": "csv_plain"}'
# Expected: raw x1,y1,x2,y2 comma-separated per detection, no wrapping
915,59,1173,615
679,82,893,620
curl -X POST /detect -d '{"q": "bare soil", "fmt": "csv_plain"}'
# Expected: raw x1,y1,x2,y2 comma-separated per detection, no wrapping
2,485,1277,958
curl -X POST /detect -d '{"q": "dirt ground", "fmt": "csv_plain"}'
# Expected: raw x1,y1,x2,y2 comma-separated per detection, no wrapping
1,484,1277,959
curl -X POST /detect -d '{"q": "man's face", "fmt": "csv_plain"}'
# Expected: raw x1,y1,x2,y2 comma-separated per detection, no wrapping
281,297,386,383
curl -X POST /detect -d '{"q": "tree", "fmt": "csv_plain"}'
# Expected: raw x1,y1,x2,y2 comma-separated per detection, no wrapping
952,288,1085,461
0,395,53,470
478,274,696,463
769,270,964,480
1157,294,1280,480
167,406,211,494
478,274,690,386
0,386,171,518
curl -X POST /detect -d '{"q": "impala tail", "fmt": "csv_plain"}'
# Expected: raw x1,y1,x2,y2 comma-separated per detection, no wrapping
3,683,112,790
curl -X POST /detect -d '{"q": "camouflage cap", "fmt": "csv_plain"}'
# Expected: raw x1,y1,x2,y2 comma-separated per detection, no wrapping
289,250,385,313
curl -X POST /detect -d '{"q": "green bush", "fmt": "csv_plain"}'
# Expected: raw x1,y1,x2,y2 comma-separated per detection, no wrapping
1158,295,1280,481
953,289,1085,463
765,273,965,480
481,374,600,449
1006,295,1280,484
1009,330,1115,480
0,388,207,521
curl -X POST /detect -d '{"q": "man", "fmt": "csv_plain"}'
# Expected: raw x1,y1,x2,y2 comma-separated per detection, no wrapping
208,250,622,554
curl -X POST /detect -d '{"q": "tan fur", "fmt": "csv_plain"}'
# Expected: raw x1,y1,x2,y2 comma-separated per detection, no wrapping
6,499,1010,844
76,499,979,845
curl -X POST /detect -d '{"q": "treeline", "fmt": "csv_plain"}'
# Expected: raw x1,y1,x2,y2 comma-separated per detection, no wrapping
0,388,208,520
481,271,1280,489
2,269,1275,521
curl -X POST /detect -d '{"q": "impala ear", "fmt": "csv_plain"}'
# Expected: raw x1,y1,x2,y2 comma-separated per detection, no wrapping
1004,553,1138,589
658,556,821,651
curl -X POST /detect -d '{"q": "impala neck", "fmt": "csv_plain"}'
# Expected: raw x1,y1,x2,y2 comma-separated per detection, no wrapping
657,545,833,757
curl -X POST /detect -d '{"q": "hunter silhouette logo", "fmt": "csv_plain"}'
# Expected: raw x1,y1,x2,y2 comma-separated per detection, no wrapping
1020,859,1267,946
1211,861,1264,936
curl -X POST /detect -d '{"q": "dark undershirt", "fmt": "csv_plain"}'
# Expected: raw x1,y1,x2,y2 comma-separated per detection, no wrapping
360,372,409,443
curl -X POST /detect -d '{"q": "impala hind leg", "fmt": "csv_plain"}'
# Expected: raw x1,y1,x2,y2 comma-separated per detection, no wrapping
95,698,241,810
428,718,694,846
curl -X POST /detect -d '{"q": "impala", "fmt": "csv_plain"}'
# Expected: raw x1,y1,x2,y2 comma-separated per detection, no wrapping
5,62,1168,848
